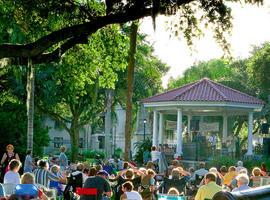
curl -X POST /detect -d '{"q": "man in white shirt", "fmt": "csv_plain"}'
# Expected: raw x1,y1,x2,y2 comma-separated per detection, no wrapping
4,159,21,184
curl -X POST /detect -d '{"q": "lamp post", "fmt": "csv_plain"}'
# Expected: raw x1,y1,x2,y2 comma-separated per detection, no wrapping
143,119,147,141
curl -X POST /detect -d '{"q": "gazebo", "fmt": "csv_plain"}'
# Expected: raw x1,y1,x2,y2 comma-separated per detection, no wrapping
142,78,264,158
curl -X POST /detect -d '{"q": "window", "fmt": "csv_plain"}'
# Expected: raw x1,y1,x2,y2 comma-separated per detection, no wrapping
79,138,83,148
54,137,63,148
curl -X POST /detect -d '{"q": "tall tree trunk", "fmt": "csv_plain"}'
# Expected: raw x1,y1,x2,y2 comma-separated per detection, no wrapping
105,89,113,158
70,117,79,162
26,58,35,152
124,21,138,160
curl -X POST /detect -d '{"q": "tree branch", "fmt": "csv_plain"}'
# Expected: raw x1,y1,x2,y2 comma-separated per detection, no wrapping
0,8,152,60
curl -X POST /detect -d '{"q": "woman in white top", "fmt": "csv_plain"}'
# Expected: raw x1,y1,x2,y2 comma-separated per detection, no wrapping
4,159,21,184
120,181,142,200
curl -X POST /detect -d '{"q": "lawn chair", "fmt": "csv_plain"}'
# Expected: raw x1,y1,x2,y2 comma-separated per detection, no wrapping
157,194,186,200
2,183,16,196
0,183,5,197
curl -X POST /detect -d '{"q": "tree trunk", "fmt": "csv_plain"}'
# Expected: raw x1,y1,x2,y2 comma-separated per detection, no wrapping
70,117,80,162
26,58,35,152
124,21,138,160
105,89,113,158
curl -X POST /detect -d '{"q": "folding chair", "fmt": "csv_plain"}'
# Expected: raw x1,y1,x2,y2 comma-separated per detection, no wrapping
0,183,5,197
2,183,16,196
157,194,186,200
76,187,97,199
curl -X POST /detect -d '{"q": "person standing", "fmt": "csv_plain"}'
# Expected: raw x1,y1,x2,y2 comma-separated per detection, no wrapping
0,144,20,181
151,146,160,172
24,150,36,173
59,146,68,171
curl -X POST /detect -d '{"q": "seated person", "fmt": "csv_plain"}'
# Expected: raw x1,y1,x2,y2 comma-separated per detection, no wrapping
232,174,250,192
16,172,49,200
49,165,63,195
162,168,187,194
195,173,222,200
250,167,263,188
168,187,180,196
224,166,238,186
120,181,142,200
4,159,21,184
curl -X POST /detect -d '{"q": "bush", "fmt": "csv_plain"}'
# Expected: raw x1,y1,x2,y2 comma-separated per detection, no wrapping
134,137,152,164
82,150,105,159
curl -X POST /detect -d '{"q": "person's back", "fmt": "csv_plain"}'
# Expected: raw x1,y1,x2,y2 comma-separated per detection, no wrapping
4,159,21,184
81,171,112,200
195,173,222,200
121,181,142,200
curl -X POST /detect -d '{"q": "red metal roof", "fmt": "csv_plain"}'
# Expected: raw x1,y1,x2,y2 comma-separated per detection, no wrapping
142,78,264,105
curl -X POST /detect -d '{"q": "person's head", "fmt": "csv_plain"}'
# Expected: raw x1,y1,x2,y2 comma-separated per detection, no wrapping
168,187,180,196
50,165,60,174
125,169,134,179
95,164,102,171
239,168,248,175
139,167,147,174
237,161,243,167
236,174,249,187
123,162,129,169
189,167,195,174
199,162,206,169
6,144,14,152
147,168,156,177
21,172,35,184
171,160,179,167
209,167,218,175
26,150,32,155
37,159,49,170
228,166,236,172
205,172,216,184
122,181,134,192
146,161,155,169
9,159,21,172
171,168,180,179
151,146,156,151
76,163,84,171
89,167,97,176
97,170,109,179
220,166,227,175
60,145,66,153
252,167,261,177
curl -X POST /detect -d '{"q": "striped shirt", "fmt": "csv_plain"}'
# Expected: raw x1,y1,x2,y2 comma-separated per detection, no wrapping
33,168,59,187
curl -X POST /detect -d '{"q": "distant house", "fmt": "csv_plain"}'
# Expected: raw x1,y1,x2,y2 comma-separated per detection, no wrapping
42,105,134,156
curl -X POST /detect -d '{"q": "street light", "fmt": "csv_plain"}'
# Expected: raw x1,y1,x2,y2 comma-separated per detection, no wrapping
143,119,147,141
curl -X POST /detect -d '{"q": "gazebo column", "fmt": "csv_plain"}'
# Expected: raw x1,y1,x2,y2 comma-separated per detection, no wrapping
176,109,183,156
152,110,158,147
222,114,228,143
158,112,164,145
187,115,192,140
246,112,254,155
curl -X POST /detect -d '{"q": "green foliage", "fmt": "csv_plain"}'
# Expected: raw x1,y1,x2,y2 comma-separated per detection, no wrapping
82,150,105,159
134,137,152,164
0,101,49,157
247,42,270,101
114,148,123,158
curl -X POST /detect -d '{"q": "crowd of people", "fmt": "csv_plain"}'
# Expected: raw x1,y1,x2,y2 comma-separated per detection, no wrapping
0,144,269,200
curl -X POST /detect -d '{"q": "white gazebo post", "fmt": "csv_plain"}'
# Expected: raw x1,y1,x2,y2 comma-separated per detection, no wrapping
246,112,254,155
176,109,183,156
187,115,191,140
222,114,228,143
152,110,158,146
158,112,164,145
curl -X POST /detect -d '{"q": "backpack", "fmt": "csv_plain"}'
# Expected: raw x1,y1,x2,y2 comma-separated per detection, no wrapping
63,172,83,200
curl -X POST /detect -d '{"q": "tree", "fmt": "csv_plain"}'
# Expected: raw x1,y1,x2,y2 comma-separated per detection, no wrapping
124,21,139,160
35,25,128,161
0,0,263,65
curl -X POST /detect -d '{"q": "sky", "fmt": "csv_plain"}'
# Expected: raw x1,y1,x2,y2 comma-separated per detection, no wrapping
139,1,270,88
